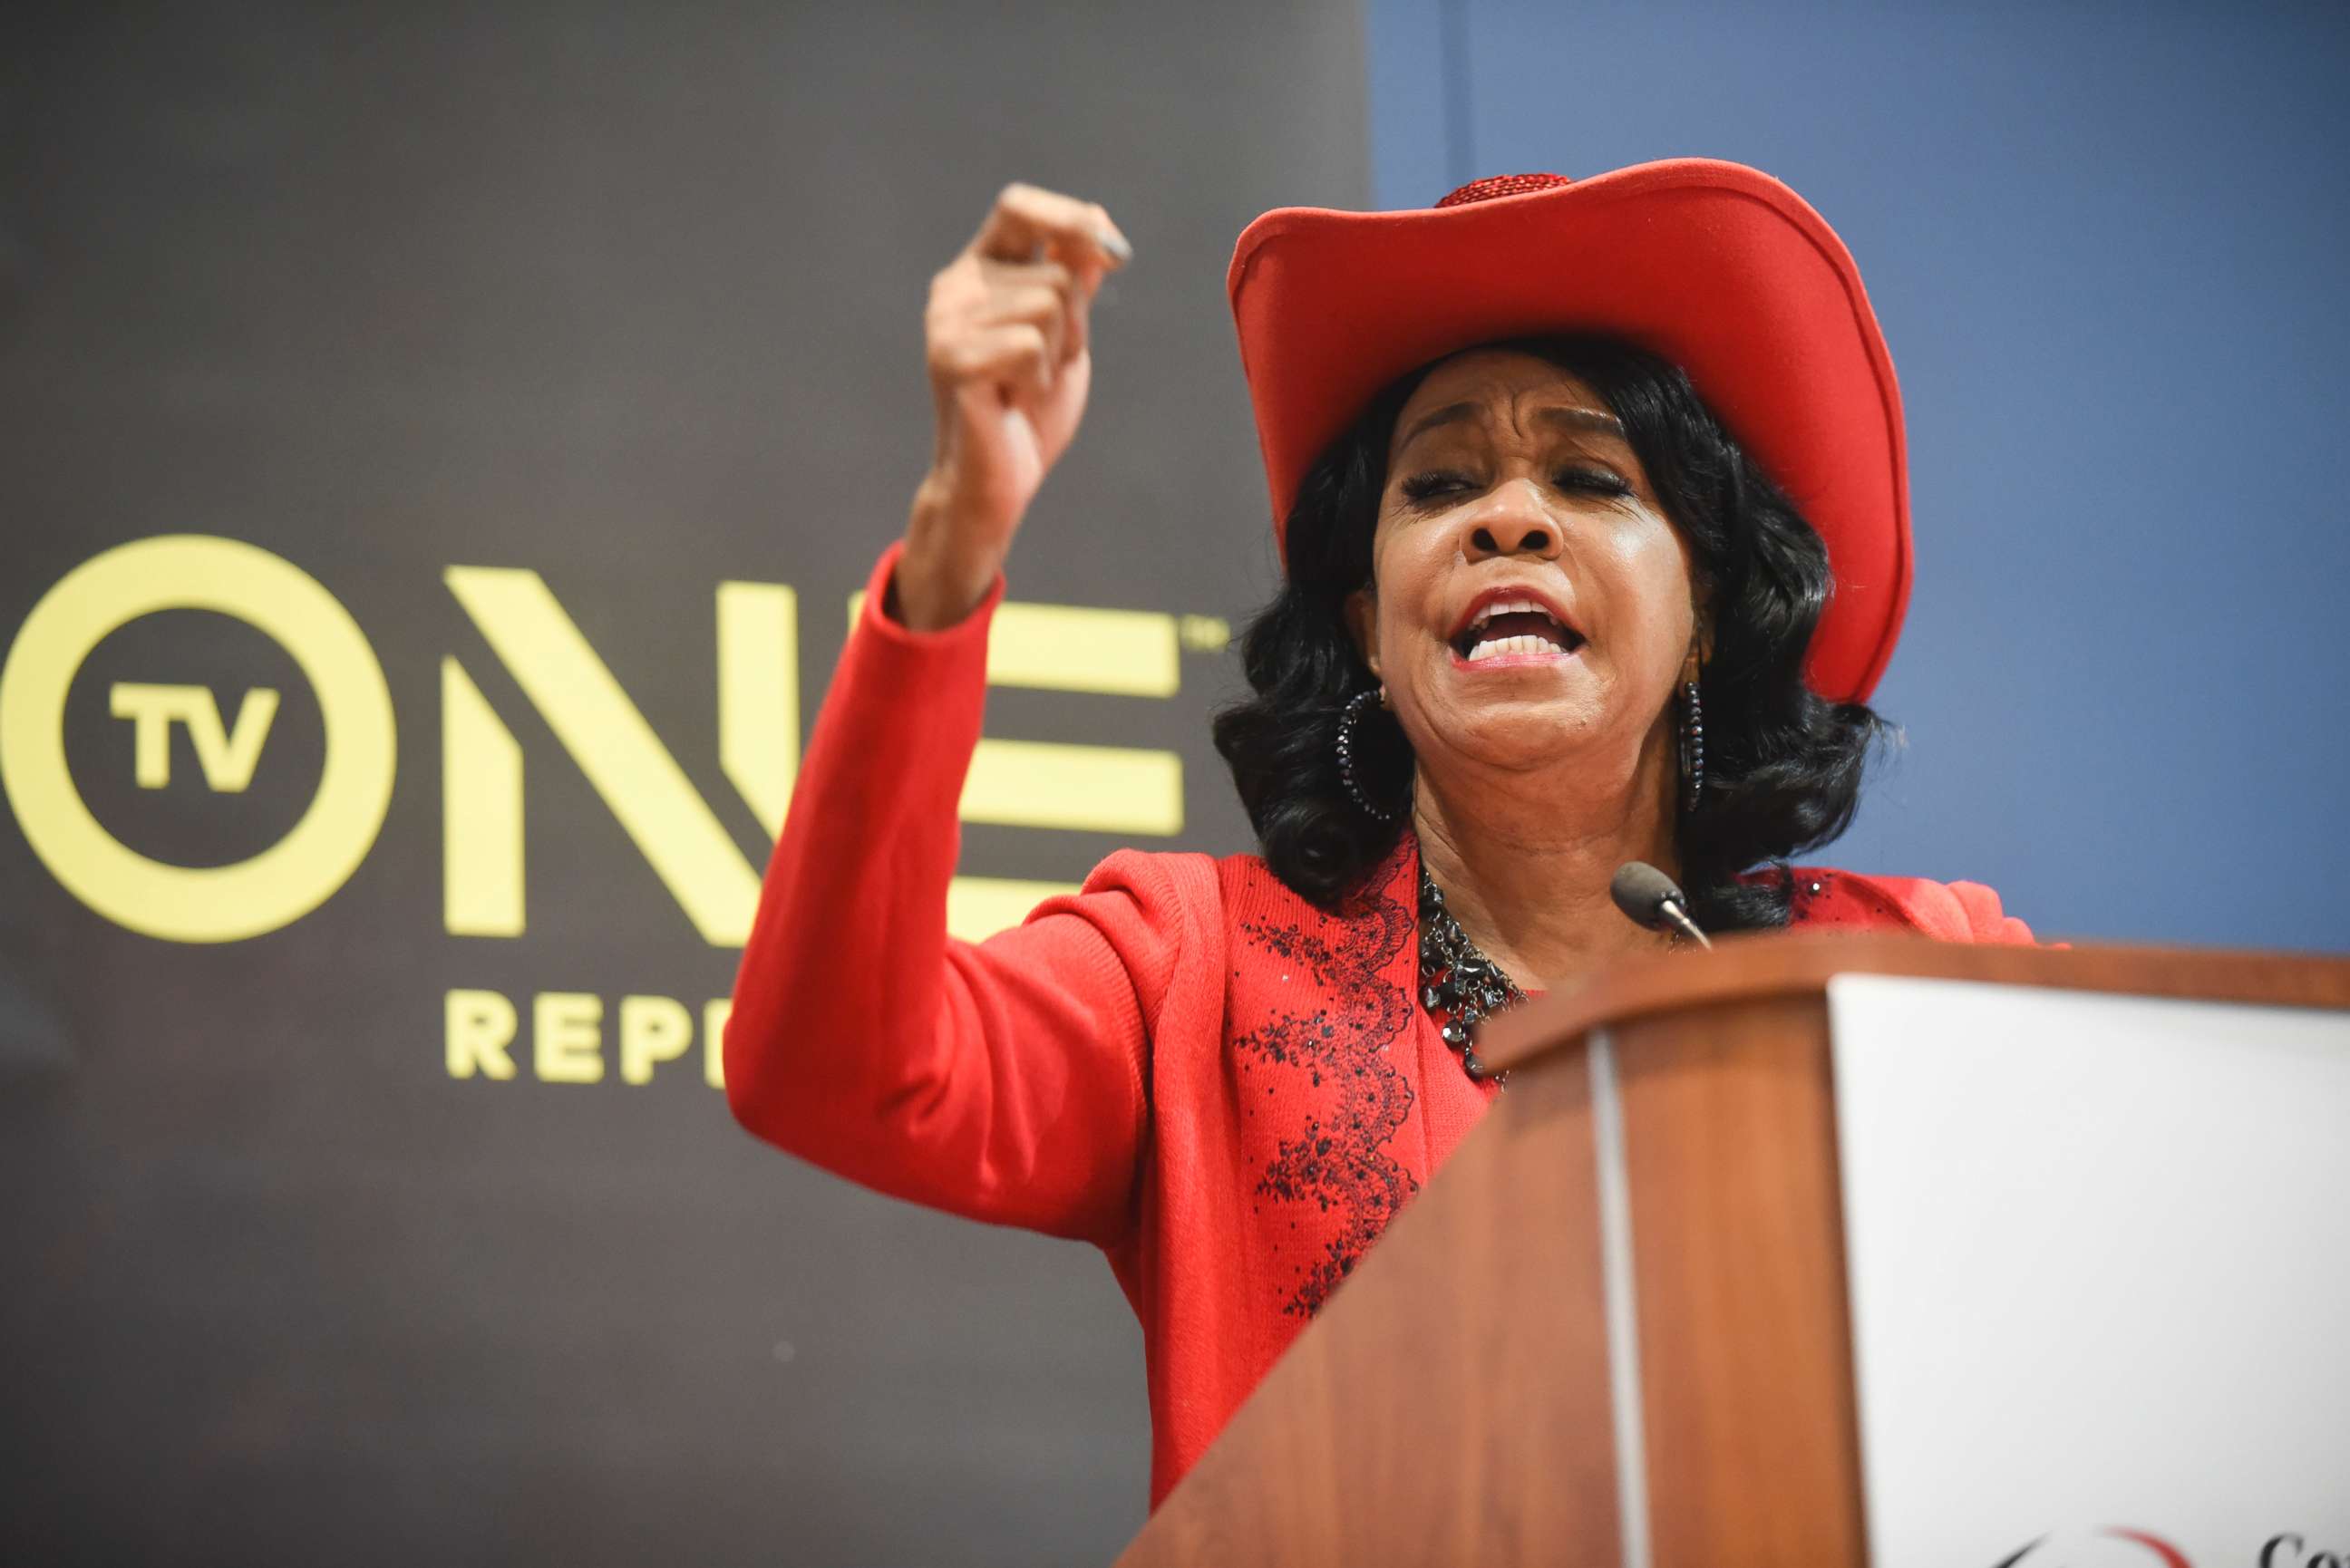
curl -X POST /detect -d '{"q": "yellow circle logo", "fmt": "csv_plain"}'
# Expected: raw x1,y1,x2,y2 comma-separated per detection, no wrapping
0,536,395,942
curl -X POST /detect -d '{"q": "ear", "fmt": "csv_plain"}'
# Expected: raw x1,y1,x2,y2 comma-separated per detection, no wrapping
1343,585,1382,682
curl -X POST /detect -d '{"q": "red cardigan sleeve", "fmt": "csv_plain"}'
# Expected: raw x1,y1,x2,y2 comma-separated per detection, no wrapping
1800,869,2041,944
723,543,1182,1248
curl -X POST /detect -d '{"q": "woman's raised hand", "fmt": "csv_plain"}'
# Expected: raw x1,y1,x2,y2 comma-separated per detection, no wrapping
895,183,1132,630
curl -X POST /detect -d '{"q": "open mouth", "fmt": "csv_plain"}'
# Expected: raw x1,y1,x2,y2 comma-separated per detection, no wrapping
1450,597,1586,663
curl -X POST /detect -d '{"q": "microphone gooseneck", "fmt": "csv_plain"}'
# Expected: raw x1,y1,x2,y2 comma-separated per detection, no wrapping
1608,861,1714,951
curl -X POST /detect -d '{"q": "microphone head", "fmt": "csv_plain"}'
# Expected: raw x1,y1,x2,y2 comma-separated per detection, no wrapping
1609,861,1688,931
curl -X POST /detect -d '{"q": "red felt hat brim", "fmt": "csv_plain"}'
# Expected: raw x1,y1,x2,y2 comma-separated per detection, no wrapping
1225,158,1910,704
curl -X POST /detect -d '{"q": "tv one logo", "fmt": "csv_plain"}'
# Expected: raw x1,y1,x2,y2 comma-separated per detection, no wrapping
2,536,1220,1048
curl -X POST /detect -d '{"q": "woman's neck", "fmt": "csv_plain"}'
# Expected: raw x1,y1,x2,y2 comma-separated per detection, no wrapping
1411,731,1681,989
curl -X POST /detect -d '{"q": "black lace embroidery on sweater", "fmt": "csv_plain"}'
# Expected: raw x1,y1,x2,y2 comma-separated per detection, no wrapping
1234,847,1419,1318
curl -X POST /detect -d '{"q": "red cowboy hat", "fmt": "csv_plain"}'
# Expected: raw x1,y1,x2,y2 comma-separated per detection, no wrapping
1225,159,1909,704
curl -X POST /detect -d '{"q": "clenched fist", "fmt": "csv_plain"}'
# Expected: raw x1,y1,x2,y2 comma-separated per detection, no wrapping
895,182,1131,630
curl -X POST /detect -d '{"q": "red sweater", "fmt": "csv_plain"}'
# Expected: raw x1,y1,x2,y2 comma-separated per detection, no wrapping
724,543,2037,1508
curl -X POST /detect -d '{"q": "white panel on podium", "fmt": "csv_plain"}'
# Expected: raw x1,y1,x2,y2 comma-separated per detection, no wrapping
1828,975,2350,1568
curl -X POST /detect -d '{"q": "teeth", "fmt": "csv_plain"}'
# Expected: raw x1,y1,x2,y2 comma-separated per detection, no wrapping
1466,634,1566,662
1467,597,1563,636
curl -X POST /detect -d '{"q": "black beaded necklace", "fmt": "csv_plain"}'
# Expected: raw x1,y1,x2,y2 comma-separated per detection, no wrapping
1415,865,1527,1086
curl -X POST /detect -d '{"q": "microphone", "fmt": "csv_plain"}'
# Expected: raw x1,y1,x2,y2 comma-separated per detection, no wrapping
1609,862,1713,951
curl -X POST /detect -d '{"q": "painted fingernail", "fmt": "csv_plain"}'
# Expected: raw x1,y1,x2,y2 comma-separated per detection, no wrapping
1095,227,1132,265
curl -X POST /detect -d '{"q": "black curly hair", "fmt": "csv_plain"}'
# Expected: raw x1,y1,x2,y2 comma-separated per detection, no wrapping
1210,332,1892,932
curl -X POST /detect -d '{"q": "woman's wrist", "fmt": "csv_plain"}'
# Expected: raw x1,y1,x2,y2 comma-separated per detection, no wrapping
892,479,1007,631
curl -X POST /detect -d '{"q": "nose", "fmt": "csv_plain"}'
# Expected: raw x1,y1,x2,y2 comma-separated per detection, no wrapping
1456,479,1561,562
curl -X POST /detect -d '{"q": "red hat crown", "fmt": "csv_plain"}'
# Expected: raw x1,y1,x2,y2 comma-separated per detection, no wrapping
1433,171,1574,207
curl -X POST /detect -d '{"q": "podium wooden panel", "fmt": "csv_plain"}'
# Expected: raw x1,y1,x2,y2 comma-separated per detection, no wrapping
1113,934,2350,1568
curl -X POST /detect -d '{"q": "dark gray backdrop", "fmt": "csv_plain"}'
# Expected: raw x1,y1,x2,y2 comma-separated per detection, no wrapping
0,3,1365,1563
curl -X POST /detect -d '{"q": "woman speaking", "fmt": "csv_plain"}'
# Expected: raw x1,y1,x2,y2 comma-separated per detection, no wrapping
723,162,2034,1508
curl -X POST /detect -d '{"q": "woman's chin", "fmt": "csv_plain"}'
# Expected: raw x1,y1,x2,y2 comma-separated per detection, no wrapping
1420,700,1609,774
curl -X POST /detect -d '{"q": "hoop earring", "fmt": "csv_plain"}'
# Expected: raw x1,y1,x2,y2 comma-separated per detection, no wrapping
1677,680,1705,814
1336,689,1401,821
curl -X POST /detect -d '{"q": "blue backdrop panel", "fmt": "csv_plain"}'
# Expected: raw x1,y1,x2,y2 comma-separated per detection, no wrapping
1370,0,2350,951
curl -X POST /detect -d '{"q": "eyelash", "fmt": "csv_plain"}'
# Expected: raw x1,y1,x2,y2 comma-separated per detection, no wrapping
1398,468,1631,505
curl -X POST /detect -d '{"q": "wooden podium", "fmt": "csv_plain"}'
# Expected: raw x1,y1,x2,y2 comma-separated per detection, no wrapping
1114,934,2350,1568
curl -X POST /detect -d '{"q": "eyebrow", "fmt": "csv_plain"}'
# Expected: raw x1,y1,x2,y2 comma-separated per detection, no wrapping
1393,401,1627,456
